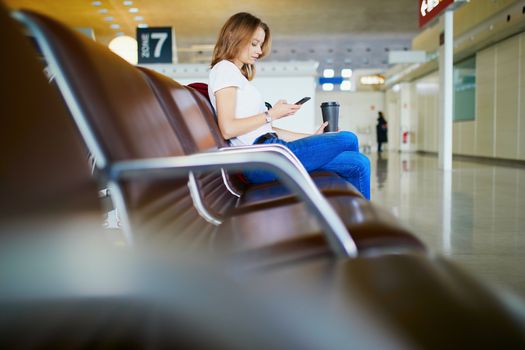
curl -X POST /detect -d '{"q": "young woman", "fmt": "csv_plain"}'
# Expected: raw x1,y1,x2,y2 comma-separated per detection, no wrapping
208,12,371,199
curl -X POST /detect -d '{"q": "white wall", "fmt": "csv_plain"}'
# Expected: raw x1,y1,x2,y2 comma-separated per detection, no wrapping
386,88,401,151
142,62,389,140
386,31,525,160
252,76,316,133
176,76,317,134
141,61,318,134
316,91,385,152
459,32,524,159
414,73,440,153
399,82,418,152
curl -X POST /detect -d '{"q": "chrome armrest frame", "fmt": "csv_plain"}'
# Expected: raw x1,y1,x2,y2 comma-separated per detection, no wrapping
218,144,314,196
188,171,222,225
220,168,242,198
188,144,314,226
110,149,358,258
221,143,307,176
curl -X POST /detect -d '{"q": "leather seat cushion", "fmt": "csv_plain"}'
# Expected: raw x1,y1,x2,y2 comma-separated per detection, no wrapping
216,195,425,259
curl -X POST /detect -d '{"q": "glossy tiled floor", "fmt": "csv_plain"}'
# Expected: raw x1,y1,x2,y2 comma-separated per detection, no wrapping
370,151,525,299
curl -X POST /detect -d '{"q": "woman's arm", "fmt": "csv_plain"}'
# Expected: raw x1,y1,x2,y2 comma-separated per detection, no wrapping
273,127,309,141
274,122,328,141
215,87,300,139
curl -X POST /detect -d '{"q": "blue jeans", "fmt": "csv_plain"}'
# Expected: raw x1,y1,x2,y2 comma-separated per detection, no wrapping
244,131,371,200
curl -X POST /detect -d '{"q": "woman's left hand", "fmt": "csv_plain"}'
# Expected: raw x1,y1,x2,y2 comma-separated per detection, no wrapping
314,122,328,134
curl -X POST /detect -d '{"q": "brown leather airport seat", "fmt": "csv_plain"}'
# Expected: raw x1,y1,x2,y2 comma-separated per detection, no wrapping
247,253,525,349
14,10,216,247
17,9,424,258
217,195,419,256
0,5,101,234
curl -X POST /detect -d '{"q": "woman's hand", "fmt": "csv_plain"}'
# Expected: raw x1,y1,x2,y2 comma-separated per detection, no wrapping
268,99,301,120
314,121,328,134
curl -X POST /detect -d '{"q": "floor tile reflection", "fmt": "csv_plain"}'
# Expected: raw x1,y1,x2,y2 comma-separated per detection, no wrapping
371,152,525,298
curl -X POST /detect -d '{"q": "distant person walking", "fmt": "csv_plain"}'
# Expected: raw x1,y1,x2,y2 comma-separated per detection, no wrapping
376,111,388,153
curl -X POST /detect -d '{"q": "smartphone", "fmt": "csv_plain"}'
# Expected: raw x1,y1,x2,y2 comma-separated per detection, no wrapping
294,97,311,105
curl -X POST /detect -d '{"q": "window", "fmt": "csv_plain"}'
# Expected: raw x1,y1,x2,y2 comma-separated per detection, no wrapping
453,56,476,121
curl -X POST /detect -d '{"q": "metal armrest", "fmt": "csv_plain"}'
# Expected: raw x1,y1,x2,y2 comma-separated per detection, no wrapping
109,149,358,258
222,143,303,167
219,168,242,198
219,144,311,181
218,144,311,198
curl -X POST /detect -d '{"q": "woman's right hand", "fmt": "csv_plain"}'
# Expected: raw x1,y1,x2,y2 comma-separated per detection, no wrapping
269,99,301,120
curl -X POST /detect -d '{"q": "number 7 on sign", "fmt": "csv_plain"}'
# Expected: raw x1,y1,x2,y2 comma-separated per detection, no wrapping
151,32,168,58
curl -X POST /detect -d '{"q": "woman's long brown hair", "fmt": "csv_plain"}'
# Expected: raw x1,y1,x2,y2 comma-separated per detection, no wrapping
211,12,271,81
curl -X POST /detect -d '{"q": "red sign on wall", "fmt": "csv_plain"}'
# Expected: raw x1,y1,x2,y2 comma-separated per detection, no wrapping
419,0,454,28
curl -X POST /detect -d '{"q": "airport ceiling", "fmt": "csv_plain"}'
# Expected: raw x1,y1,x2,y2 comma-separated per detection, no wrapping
5,0,421,71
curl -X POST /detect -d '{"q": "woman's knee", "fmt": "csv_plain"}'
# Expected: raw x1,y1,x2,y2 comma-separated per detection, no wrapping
337,131,359,150
327,151,370,175
348,152,370,175
357,153,371,174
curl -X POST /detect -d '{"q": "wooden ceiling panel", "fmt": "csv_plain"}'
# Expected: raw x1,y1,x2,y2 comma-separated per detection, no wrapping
4,0,419,70
5,0,419,43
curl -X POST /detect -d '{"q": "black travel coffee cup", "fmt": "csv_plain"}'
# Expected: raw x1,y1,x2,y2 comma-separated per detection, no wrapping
320,101,339,132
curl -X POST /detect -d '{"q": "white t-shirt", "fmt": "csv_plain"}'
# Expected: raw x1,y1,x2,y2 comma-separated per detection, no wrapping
208,60,272,146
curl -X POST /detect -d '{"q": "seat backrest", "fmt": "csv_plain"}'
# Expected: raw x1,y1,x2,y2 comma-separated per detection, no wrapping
186,85,230,149
140,69,220,153
185,82,228,146
18,10,215,243
185,85,249,189
25,13,184,163
139,68,239,216
186,82,209,103
0,3,101,232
